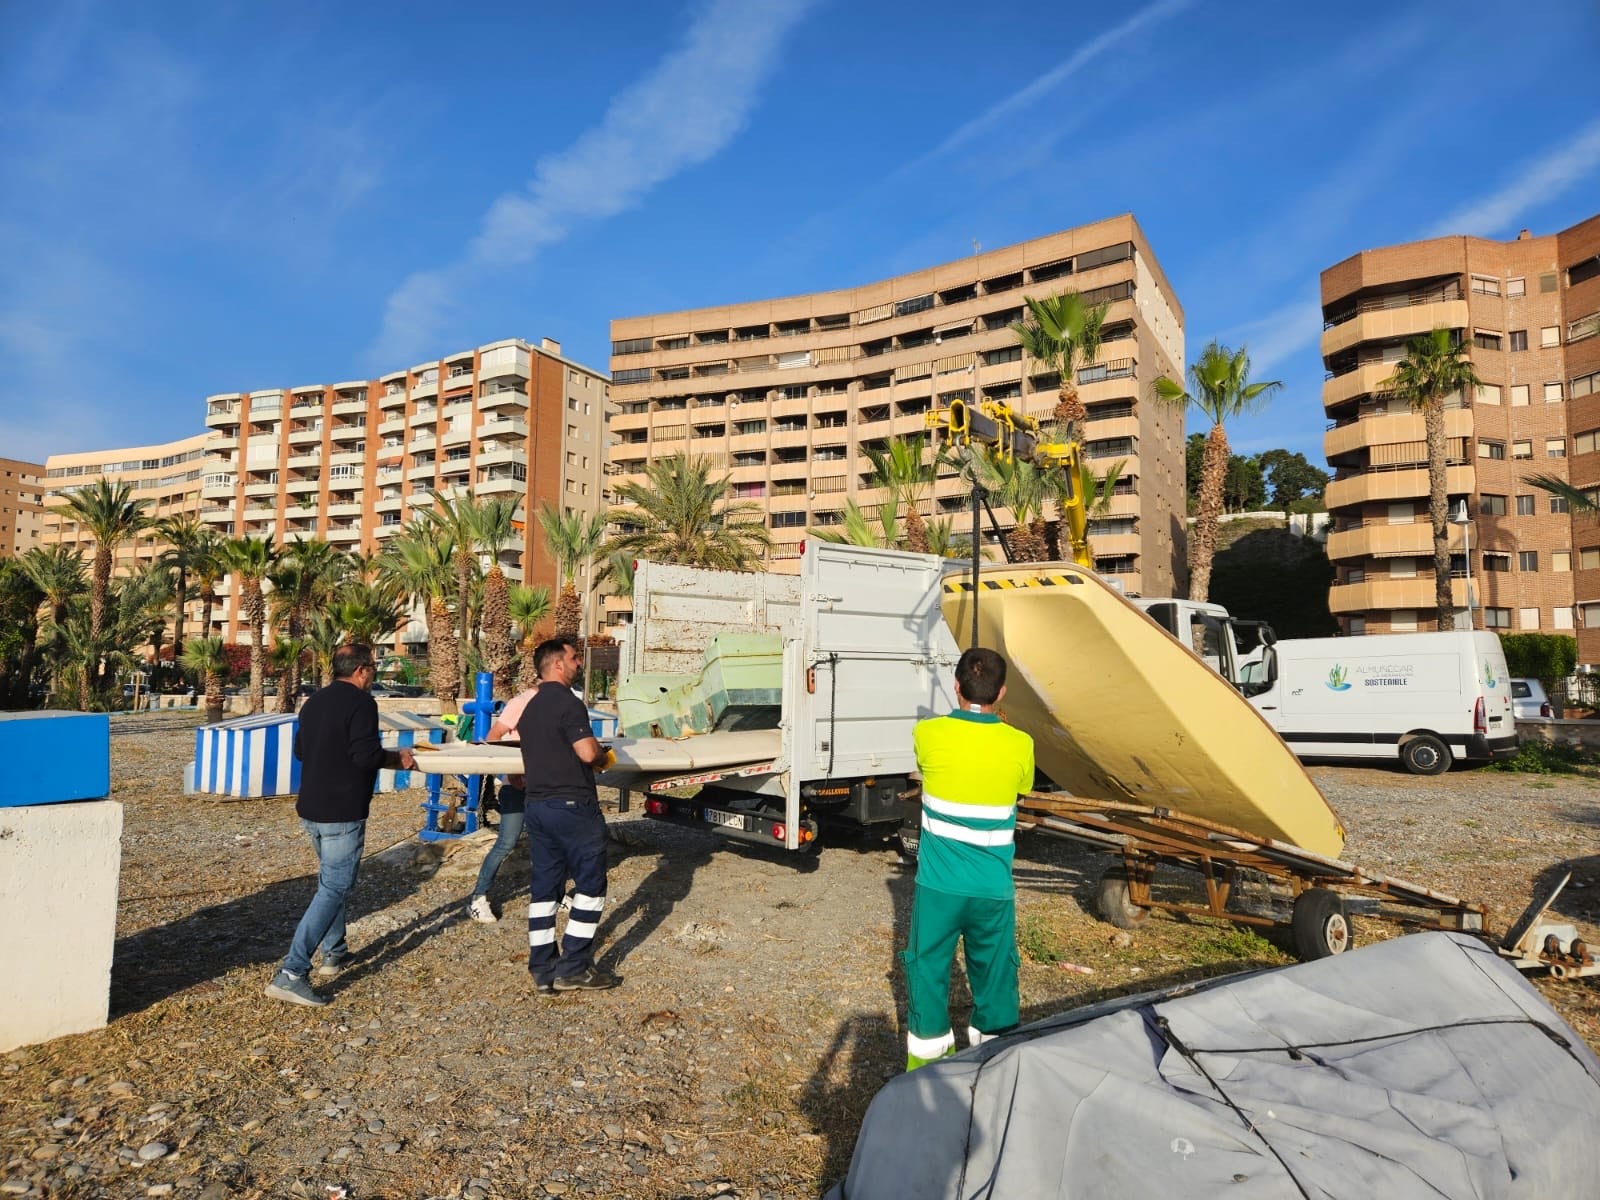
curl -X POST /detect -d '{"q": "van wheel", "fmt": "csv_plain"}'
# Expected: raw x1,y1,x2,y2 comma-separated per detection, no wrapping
1400,734,1450,775
1291,888,1351,960
1097,866,1150,929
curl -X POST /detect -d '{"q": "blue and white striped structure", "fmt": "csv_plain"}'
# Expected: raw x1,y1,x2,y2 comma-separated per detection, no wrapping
588,708,619,740
188,710,451,798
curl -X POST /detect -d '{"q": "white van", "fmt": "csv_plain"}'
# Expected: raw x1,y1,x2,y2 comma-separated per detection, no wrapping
1243,631,1518,774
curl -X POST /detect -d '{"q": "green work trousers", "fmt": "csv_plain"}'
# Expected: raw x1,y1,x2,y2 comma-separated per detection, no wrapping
902,882,1019,1048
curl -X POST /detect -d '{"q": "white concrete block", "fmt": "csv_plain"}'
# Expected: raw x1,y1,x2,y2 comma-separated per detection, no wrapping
0,800,123,1051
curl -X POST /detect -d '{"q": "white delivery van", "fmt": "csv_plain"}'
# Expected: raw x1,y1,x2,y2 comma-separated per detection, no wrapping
1244,631,1518,774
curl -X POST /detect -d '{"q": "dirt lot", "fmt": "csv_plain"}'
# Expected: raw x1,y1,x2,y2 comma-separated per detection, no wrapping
2,713,1597,1199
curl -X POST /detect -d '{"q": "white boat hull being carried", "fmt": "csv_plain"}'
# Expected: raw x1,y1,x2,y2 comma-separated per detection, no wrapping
411,729,783,778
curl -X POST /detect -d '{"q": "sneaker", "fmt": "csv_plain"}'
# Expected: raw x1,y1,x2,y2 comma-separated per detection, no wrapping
533,979,558,998
314,951,350,979
469,895,498,924
264,970,329,1007
551,967,623,993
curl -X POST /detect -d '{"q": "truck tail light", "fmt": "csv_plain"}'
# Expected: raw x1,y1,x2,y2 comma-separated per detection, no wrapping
1541,701,1553,718
1474,696,1487,734
772,822,786,841
646,798,668,816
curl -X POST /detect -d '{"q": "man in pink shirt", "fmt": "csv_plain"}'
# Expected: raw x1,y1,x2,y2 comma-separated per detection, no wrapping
467,684,538,922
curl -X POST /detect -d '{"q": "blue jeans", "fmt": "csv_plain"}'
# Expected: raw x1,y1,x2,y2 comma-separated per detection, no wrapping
472,808,524,899
526,796,609,984
283,819,366,977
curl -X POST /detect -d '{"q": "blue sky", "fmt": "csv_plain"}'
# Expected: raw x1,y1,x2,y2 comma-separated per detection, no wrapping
3,0,1598,467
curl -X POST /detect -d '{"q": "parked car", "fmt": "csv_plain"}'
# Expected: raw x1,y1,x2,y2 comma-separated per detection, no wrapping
1510,678,1553,720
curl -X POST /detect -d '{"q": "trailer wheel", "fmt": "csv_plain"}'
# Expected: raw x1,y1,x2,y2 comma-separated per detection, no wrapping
1291,888,1351,960
1400,734,1450,776
1097,867,1150,929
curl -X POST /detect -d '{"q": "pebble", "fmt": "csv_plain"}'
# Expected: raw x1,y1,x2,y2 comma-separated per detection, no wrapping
147,1186,175,1197
603,1123,624,1140
138,1142,171,1161
0,1182,28,1196
543,1184,570,1196
381,1142,403,1154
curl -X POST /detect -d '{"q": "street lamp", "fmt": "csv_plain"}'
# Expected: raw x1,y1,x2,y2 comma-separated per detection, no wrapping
1451,499,1474,630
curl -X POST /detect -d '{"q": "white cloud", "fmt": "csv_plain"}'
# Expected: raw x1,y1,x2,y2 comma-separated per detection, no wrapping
897,0,1193,178
370,0,818,367
1428,118,1600,238
1226,295,1325,375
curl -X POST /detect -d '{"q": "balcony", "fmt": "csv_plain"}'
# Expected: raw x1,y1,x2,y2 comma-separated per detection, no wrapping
288,424,323,446
1326,521,1470,563
378,416,406,436
441,423,474,448
332,395,367,416
208,432,239,453
408,406,439,428
374,494,403,513
329,422,366,443
327,502,362,518
1328,577,1468,615
200,474,235,499
407,433,437,454
478,471,527,497
1323,406,1472,460
1321,298,1469,359
476,445,527,470
329,449,364,467
326,525,363,543
373,522,403,540
243,479,278,498
406,462,438,483
411,375,439,400
205,402,240,429
1323,362,1401,410
379,388,408,411
1325,464,1475,510
478,387,526,412
242,504,276,523
406,492,434,508
478,416,528,442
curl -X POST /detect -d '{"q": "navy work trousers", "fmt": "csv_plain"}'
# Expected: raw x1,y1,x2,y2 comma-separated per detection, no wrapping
526,795,609,985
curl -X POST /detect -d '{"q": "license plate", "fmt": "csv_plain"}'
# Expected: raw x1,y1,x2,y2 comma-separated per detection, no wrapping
703,807,748,831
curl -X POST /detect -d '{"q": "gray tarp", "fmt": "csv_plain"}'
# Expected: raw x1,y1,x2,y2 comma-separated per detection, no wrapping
827,933,1600,1199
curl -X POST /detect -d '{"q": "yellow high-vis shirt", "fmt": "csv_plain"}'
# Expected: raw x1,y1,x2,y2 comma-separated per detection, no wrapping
912,710,1035,899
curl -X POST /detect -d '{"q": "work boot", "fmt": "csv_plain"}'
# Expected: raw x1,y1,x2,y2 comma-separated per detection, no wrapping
551,967,622,992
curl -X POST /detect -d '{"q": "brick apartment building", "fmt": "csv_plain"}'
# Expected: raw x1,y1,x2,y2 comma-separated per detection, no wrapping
0,457,45,558
199,337,610,643
606,215,1188,624
1321,213,1600,660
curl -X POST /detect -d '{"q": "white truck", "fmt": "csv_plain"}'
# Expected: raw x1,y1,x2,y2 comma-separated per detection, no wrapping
1242,631,1519,774
1129,597,1275,691
617,542,960,852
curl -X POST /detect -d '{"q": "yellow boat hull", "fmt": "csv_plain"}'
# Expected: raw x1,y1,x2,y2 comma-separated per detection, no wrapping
941,564,1346,858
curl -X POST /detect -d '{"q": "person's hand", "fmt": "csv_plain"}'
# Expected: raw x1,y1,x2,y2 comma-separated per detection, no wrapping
598,747,618,773
398,748,417,771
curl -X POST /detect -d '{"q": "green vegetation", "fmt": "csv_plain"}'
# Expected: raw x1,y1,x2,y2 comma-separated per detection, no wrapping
1498,633,1578,714
1485,740,1597,775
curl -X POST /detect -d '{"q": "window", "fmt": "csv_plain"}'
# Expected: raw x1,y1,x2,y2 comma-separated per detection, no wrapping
1389,558,1416,579
1516,494,1537,515
1387,503,1414,525
1484,607,1512,629
1570,257,1600,288
1541,326,1561,348
1553,551,1572,572
1480,494,1508,515
983,346,1022,366
1511,383,1530,406
1519,551,1539,571
1471,276,1501,296
1348,616,1367,636
1518,607,1539,630
1476,383,1501,405
1508,277,1526,297
1510,330,1528,352
1573,369,1600,399
1581,548,1600,571
1484,553,1511,572
771,511,807,528
895,294,933,317
1547,438,1567,458
1473,331,1502,351
1540,272,1558,292
612,367,651,384
1545,382,1563,402
1477,440,1506,460
1512,441,1532,460
1391,610,1418,633
1555,607,1576,630
1552,495,1570,514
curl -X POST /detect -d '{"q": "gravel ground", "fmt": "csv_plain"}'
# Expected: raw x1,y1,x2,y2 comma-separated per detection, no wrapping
1,713,1596,1199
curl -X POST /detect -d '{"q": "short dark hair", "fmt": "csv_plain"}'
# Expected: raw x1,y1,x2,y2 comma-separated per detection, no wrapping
533,636,580,679
333,644,375,680
955,647,1006,706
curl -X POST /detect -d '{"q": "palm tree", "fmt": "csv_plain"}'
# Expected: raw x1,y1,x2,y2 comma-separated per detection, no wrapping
55,478,151,704
470,497,520,694
1011,290,1110,433
269,636,306,713
276,538,348,694
221,536,278,714
155,514,209,671
924,516,976,560
1385,327,1485,631
18,545,86,700
379,525,459,713
304,611,344,689
809,496,900,549
539,503,606,639
508,583,553,691
862,435,950,554
190,529,229,645
1153,342,1283,603
424,489,484,684
333,581,405,646
601,454,772,574
973,456,1050,562
180,636,230,724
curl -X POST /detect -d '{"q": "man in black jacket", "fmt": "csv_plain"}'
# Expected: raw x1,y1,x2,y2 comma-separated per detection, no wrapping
265,644,416,1007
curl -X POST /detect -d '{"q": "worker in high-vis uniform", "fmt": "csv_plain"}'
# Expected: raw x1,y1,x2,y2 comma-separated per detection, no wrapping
903,647,1035,1070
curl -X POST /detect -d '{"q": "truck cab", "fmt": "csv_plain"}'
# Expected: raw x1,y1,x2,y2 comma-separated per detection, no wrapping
1131,598,1276,694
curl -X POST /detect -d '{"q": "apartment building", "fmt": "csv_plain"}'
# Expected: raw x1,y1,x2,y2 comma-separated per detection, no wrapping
0,457,45,558
605,215,1187,624
1321,213,1600,660
200,337,610,643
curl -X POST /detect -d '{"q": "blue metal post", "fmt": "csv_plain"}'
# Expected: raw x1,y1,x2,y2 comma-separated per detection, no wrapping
419,671,499,841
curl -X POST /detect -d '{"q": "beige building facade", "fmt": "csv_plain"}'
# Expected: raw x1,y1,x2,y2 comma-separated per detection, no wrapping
42,434,210,564
0,457,45,558
606,215,1187,623
200,337,610,643
1321,213,1600,658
